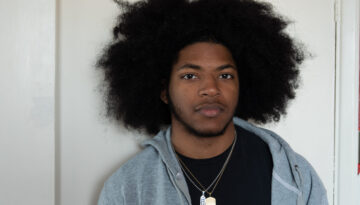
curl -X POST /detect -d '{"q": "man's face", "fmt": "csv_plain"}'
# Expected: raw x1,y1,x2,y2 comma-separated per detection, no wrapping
163,42,239,137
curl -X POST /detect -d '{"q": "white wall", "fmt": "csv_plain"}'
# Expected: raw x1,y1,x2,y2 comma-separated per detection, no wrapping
0,0,55,204
57,0,143,204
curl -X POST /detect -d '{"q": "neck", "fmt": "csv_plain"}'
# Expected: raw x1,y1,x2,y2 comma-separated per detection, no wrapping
171,121,236,159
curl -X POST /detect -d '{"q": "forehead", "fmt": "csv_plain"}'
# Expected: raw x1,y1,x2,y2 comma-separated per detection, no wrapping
174,42,235,67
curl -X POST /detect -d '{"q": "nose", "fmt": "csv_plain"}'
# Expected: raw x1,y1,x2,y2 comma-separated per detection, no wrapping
198,76,220,97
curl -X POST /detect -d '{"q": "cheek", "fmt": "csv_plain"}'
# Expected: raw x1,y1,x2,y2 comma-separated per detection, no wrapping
170,86,195,104
224,86,240,107
169,85,198,114
223,83,239,95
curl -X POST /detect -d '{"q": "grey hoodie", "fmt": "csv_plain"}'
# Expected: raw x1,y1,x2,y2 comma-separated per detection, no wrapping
98,117,328,205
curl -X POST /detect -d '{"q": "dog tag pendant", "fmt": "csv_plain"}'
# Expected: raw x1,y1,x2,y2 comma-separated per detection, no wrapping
205,197,216,205
200,191,206,205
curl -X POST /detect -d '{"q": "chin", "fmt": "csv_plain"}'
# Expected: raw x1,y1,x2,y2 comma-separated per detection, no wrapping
188,115,231,134
193,130,226,138
190,124,229,138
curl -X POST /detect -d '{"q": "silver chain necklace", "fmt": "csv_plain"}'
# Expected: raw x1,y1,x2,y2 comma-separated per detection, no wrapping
175,132,237,205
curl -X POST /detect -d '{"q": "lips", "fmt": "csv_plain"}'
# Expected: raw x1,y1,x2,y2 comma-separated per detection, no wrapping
195,104,224,117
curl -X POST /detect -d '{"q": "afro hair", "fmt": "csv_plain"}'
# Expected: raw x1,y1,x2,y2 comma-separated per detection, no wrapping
97,0,305,135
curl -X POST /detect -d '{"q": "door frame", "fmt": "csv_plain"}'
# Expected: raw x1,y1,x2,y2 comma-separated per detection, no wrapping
334,0,360,204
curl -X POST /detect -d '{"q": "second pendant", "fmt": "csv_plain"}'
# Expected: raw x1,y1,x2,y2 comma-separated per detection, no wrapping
205,197,216,205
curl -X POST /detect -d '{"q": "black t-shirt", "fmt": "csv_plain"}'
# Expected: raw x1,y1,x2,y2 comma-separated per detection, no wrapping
176,125,273,205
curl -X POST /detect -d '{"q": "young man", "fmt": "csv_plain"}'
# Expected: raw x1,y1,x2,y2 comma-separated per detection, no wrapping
97,0,328,204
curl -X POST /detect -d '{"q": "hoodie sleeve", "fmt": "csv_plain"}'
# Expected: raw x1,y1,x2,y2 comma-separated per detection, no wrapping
98,180,125,205
306,168,329,205
295,154,329,205
98,185,110,205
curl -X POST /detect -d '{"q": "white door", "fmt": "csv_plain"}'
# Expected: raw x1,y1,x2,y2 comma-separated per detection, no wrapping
57,0,336,204
0,0,55,205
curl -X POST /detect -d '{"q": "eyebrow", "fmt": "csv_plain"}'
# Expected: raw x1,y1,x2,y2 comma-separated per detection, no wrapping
177,63,236,71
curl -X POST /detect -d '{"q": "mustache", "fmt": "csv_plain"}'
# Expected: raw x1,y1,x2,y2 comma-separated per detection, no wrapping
194,102,225,111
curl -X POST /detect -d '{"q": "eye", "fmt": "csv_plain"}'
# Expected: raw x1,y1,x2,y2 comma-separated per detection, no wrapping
219,73,233,79
181,73,198,80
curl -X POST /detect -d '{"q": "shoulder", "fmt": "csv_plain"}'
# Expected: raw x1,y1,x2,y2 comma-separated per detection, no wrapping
260,127,328,203
233,118,329,204
106,146,161,187
261,127,328,204
98,147,163,204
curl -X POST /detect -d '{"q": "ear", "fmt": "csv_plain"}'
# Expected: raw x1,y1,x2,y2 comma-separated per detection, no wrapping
160,89,168,104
